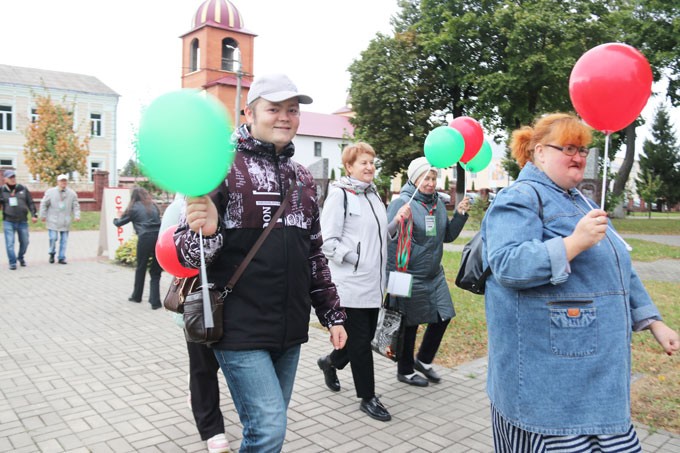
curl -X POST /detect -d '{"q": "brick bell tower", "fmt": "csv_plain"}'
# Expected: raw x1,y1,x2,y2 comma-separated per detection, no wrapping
180,0,256,128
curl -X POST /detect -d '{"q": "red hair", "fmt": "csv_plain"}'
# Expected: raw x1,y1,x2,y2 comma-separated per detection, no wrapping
511,113,592,168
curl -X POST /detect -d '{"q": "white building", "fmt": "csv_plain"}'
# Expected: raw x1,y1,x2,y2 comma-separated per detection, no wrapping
0,64,119,188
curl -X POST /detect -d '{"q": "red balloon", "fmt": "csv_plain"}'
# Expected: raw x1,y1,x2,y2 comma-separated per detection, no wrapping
155,224,199,278
449,116,484,164
569,43,652,134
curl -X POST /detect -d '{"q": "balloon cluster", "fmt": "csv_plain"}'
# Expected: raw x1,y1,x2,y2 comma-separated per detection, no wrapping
423,116,492,173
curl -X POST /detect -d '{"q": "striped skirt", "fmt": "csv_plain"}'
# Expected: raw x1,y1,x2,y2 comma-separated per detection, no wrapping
491,404,641,453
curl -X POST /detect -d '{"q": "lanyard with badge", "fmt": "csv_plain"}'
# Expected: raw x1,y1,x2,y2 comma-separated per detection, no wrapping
4,185,19,207
421,201,437,237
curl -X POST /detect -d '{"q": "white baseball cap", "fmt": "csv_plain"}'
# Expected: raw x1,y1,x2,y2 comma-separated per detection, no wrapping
246,73,313,105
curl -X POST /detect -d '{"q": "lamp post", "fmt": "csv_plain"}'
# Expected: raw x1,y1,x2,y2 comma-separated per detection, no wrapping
225,45,243,130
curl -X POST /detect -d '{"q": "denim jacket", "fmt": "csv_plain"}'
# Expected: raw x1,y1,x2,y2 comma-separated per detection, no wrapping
481,162,661,435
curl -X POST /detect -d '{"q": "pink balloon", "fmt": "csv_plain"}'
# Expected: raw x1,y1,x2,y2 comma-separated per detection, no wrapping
155,225,199,278
449,116,484,164
569,43,652,134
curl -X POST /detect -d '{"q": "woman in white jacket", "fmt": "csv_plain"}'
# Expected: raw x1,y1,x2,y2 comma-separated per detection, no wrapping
317,142,410,422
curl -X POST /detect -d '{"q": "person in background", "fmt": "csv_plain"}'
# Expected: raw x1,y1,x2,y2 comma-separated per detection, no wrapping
386,157,470,387
113,187,163,309
483,112,679,451
0,169,38,269
39,174,80,264
175,73,347,452
317,142,411,422
160,194,231,453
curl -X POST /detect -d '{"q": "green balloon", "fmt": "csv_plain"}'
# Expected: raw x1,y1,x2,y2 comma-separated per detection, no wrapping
461,140,492,173
424,126,465,168
138,90,235,196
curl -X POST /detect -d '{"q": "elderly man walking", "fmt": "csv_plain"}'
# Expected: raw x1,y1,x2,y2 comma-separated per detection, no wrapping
39,174,80,264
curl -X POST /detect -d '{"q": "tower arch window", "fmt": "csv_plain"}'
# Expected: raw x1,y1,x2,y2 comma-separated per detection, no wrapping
190,38,200,72
221,38,239,71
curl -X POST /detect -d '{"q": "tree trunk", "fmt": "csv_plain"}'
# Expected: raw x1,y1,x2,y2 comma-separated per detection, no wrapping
610,124,637,218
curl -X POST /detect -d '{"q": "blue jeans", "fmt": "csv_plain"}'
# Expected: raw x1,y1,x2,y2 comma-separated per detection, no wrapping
3,220,29,266
48,229,69,260
213,345,301,453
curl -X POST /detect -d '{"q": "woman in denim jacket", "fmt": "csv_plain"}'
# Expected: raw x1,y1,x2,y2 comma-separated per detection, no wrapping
482,113,678,451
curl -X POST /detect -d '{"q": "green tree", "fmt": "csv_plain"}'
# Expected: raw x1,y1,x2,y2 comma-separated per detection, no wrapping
636,169,663,218
23,93,89,185
637,104,680,208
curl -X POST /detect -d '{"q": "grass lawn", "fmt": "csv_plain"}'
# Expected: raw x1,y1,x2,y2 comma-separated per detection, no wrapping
0,211,101,232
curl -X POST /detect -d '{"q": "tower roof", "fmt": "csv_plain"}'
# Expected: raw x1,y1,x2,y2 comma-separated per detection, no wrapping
191,0,246,32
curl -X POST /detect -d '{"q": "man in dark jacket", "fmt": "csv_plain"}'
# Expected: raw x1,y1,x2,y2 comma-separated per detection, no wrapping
1,170,38,269
176,73,347,453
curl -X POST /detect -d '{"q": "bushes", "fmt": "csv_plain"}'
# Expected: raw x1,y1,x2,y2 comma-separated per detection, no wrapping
115,235,137,266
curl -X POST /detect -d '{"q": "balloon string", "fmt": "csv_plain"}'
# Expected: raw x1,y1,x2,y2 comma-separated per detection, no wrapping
198,227,214,328
576,189,632,252
600,134,610,209
407,165,431,204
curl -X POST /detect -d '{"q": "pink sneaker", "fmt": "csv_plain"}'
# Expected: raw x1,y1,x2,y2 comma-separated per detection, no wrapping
207,433,230,453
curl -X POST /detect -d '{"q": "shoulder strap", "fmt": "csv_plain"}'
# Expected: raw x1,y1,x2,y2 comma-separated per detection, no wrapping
479,182,543,285
343,188,348,218
224,180,295,293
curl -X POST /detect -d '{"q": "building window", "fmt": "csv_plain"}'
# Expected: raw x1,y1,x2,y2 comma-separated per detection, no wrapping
190,38,200,72
0,105,13,131
89,161,102,182
314,141,322,157
0,158,13,166
90,113,102,136
221,38,238,71
31,108,39,123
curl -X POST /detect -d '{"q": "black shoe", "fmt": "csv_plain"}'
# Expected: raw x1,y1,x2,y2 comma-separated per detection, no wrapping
317,355,340,392
9,264,16,270
151,304,162,310
414,359,441,383
58,259,67,264
397,373,429,387
360,396,391,422
19,259,26,267
128,297,142,303
49,254,55,264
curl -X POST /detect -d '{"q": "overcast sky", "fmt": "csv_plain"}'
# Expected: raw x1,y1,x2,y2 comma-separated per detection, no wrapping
2,0,677,168
1,0,399,166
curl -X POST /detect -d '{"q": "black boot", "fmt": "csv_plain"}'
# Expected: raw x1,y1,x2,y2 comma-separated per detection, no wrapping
317,355,340,392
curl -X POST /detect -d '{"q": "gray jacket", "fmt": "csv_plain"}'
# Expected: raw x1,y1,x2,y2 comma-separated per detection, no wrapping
39,187,80,231
386,182,467,325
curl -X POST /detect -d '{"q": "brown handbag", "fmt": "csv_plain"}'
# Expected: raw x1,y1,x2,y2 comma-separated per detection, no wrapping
163,276,199,313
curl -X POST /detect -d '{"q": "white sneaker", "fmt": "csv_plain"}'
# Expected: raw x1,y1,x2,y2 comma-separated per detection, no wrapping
207,433,230,453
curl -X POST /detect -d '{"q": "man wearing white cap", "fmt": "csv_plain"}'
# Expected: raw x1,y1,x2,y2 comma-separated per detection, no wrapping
175,73,347,452
39,174,80,264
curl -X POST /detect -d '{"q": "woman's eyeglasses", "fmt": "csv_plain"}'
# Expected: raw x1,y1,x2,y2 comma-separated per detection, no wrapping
544,143,590,157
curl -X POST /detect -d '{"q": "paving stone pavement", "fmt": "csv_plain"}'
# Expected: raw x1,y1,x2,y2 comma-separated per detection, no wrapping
0,231,678,452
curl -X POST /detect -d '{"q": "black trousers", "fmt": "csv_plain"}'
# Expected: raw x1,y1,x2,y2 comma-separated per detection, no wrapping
398,317,451,375
131,232,162,305
329,307,379,399
187,341,225,441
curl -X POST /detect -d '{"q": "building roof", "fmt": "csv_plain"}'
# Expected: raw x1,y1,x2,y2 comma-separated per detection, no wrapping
298,112,354,139
188,0,256,36
0,64,118,97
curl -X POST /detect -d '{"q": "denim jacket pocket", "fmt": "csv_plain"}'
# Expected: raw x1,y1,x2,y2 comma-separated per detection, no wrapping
549,301,597,357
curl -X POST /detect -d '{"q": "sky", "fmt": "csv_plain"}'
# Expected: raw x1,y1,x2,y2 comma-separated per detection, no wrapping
1,0,677,169
1,0,399,167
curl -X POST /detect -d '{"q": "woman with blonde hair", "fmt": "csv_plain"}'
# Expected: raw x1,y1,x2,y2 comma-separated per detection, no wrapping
482,113,678,451
317,142,411,421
